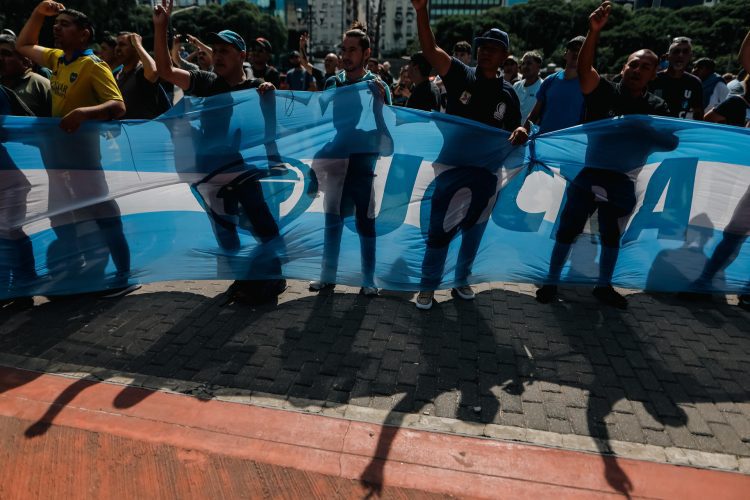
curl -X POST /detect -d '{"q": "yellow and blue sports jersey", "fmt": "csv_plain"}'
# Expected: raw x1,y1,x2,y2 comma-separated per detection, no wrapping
41,47,123,118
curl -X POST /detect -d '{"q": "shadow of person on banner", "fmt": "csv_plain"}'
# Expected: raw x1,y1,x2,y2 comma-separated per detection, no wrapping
538,117,679,308
170,89,287,305
308,82,393,292
417,114,520,303
39,124,134,298
688,185,750,302
0,100,37,309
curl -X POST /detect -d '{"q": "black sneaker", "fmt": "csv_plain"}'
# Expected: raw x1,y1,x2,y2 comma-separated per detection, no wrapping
592,285,627,309
536,285,558,304
739,294,750,311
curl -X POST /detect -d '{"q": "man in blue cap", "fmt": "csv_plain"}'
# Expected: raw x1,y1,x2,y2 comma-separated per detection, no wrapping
411,0,522,310
153,0,272,96
153,0,285,306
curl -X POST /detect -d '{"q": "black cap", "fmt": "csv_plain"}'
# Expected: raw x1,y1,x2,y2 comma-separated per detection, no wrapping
251,37,272,52
0,33,16,45
474,28,510,50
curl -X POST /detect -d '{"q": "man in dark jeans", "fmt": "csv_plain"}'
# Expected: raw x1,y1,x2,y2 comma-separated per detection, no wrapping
411,0,522,310
152,0,284,305
535,1,673,309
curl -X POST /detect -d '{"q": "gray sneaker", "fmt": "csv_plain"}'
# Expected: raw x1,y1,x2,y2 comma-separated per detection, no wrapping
451,285,475,300
415,291,434,310
360,286,379,297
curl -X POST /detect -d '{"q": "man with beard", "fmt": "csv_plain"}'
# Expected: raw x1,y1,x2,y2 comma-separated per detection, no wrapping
649,36,703,120
323,22,392,101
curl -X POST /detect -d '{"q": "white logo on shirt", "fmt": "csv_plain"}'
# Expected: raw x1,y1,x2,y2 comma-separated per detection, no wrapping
459,91,472,105
493,102,507,122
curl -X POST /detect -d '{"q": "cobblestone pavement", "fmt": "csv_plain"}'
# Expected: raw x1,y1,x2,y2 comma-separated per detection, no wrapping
1,280,749,473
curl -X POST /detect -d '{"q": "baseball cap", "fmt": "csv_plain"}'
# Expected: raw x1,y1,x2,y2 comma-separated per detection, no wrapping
251,37,272,52
566,36,586,49
288,50,301,58
474,28,510,51
0,33,16,45
206,30,246,52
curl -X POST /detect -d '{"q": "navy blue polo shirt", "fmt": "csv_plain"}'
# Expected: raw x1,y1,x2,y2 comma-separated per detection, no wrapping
441,57,521,131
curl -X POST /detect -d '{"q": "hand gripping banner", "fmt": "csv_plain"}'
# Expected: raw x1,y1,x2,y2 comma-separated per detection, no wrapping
1,82,748,299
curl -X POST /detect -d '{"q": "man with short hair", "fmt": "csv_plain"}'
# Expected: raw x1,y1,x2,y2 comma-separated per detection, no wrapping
512,50,542,121
16,1,135,296
452,40,472,65
649,36,703,120
0,32,51,116
535,1,672,309
152,0,283,305
98,33,121,75
114,31,169,119
323,52,338,81
411,0,522,309
692,57,729,112
405,51,439,111
509,36,585,137
249,37,280,87
502,55,519,84
286,50,315,91
308,21,392,297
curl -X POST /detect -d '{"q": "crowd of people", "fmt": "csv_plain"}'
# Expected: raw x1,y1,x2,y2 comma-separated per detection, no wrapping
1,0,749,311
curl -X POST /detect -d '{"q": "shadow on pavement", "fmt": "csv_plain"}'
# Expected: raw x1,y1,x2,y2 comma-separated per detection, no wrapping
0,284,748,496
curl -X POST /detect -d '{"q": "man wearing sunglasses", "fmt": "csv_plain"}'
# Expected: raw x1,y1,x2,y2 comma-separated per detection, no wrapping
649,36,703,120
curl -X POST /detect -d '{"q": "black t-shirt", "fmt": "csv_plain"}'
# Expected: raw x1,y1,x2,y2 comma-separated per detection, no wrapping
649,71,703,118
585,78,670,123
253,64,280,88
188,70,262,98
406,80,440,112
441,57,521,131
713,95,750,127
116,64,170,119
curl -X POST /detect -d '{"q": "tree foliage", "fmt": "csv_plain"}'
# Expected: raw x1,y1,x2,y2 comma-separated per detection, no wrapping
431,0,749,74
1,0,286,55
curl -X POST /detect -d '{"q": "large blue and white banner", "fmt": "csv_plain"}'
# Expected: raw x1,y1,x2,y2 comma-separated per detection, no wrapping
1,82,748,299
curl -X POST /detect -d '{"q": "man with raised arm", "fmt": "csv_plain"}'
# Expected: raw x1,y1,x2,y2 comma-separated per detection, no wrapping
114,31,169,119
16,1,136,297
152,0,283,305
410,0,522,310
16,1,125,132
535,1,672,309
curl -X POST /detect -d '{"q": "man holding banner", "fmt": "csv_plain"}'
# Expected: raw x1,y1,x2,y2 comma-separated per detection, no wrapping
17,1,136,297
535,1,673,309
152,0,284,305
411,0,522,310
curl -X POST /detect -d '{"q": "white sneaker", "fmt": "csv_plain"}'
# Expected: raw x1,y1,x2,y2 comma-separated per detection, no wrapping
415,291,434,310
309,280,334,291
360,286,379,297
451,285,475,300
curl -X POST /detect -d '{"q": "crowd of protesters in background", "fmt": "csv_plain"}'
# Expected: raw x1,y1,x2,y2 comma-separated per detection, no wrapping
1,0,749,310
